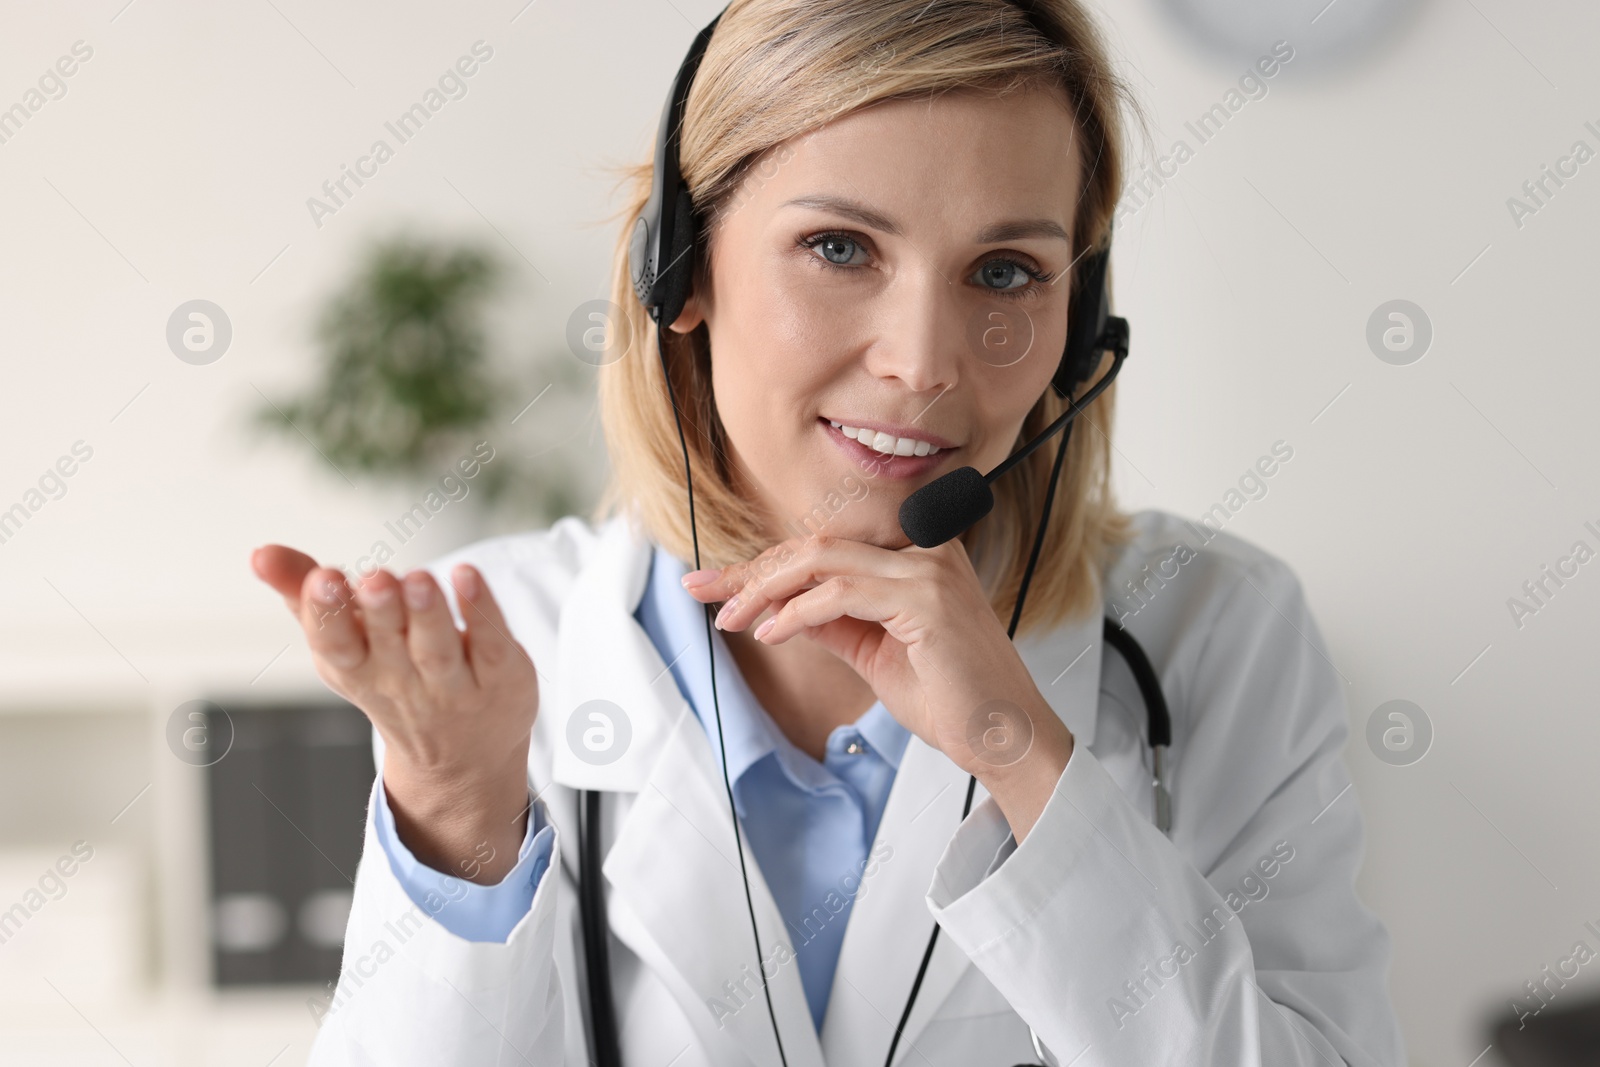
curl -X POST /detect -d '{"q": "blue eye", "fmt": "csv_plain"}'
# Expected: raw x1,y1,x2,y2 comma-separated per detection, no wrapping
799,231,1055,302
805,233,866,266
976,260,1033,291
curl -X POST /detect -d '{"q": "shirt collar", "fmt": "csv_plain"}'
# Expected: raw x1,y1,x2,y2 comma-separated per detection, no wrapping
847,702,910,770
635,544,778,786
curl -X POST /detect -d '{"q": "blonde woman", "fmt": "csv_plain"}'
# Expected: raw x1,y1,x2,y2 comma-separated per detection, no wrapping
253,1,1405,1063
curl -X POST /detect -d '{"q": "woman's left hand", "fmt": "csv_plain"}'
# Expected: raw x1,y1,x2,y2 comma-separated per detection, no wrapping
681,534,1074,839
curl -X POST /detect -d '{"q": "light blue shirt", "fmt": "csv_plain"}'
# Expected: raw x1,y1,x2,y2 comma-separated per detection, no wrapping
373,543,909,1032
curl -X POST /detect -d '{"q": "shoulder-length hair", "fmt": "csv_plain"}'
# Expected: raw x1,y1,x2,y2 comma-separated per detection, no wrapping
593,0,1145,637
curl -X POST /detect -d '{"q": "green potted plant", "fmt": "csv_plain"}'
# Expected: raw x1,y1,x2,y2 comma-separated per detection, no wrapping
254,234,586,529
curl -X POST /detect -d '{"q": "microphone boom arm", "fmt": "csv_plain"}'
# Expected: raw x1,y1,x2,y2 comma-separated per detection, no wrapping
985,329,1127,487
896,316,1129,550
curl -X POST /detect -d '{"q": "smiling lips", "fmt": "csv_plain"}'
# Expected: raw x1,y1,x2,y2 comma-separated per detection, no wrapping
825,419,949,456
818,417,956,479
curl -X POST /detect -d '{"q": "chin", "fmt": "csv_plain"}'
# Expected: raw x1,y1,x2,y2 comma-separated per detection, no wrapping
784,506,910,551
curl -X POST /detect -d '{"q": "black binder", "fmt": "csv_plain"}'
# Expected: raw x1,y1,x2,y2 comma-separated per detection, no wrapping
204,698,374,986
1490,994,1600,1066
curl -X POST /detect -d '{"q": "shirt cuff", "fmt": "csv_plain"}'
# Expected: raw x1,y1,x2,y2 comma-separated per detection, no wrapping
371,770,552,943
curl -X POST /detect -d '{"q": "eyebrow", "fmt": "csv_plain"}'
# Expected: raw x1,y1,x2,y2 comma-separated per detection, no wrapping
780,194,1071,244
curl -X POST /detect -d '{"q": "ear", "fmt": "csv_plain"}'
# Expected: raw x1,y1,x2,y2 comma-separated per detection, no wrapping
666,288,706,335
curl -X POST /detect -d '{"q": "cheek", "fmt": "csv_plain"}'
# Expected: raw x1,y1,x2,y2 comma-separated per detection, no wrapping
711,321,831,426
712,273,855,427
764,262,873,369
1002,310,1070,402
969,349,1060,464
707,315,835,483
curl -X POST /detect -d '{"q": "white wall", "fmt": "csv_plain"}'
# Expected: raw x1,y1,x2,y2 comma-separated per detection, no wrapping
1101,4,1600,1066
0,1,1595,1064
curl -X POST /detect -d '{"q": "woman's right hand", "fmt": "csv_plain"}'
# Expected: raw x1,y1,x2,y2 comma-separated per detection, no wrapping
250,545,540,885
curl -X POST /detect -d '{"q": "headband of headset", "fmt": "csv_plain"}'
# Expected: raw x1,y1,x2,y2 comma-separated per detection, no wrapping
626,2,1125,401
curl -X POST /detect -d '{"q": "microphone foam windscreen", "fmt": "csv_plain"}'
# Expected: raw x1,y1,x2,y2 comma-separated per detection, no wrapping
898,466,994,548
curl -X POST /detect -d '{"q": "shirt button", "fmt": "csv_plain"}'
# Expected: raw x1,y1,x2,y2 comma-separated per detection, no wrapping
844,740,865,755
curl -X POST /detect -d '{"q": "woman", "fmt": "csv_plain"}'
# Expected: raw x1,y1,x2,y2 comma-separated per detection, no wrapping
252,1,1405,1063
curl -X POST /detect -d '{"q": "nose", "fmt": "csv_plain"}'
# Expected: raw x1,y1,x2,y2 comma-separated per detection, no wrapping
860,267,964,395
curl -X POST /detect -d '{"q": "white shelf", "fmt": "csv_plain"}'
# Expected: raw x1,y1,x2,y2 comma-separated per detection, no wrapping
0,986,322,1066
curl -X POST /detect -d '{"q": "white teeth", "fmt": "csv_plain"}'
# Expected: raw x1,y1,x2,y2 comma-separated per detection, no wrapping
829,420,941,457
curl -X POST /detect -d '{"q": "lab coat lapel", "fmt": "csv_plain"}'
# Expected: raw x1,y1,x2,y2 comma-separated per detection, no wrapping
821,734,975,1067
822,604,1105,1066
604,706,825,1067
553,516,825,1066
551,514,678,793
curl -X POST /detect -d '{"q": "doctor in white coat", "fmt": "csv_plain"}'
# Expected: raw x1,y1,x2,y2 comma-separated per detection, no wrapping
251,1,1407,1064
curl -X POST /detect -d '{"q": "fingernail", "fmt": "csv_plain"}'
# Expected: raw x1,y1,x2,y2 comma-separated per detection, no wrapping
682,568,720,588
404,574,432,610
455,565,480,599
714,595,740,629
314,577,342,605
753,617,776,642
360,581,395,607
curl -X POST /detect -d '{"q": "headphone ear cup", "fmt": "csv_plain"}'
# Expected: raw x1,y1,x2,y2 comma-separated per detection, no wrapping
656,187,699,332
1052,247,1110,399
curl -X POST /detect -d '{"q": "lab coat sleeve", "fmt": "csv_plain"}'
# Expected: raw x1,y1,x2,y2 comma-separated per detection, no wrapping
926,557,1406,1067
306,772,568,1066
370,769,553,943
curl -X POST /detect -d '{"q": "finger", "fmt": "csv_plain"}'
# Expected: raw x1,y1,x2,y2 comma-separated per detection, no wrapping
683,536,812,626
252,544,320,615
449,564,534,689
401,569,474,698
700,536,914,633
300,566,369,672
354,569,412,673
755,574,902,646
679,538,803,607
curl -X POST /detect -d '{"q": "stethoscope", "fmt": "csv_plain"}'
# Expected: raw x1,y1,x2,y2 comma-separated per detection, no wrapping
595,4,1174,1063
574,615,1172,1066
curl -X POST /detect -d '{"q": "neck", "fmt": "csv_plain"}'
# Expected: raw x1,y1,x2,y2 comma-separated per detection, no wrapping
722,617,877,761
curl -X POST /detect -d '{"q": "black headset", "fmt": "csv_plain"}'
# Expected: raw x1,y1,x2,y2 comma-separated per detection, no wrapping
629,5,1128,403
587,4,1172,1066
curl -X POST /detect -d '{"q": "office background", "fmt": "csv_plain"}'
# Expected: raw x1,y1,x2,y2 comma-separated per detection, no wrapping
0,0,1595,1064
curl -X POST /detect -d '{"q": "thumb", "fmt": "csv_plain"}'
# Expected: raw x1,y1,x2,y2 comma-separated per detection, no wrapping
251,543,321,614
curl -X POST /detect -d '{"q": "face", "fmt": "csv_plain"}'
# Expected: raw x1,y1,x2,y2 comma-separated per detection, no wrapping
669,86,1084,550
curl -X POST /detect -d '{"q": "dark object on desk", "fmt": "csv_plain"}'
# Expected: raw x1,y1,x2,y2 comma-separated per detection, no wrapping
1490,992,1600,1066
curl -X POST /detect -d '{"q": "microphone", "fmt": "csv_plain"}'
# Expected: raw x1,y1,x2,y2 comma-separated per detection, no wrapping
898,335,1127,549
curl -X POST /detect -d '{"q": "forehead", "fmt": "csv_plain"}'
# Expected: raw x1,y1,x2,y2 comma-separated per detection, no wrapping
737,86,1084,231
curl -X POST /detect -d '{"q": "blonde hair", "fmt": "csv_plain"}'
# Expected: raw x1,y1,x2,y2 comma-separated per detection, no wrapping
594,0,1144,637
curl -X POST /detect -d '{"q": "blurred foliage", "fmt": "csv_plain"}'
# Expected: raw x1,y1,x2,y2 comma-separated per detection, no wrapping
254,234,587,521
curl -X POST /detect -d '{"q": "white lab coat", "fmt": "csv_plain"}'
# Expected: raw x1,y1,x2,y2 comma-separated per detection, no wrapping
306,508,1406,1067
